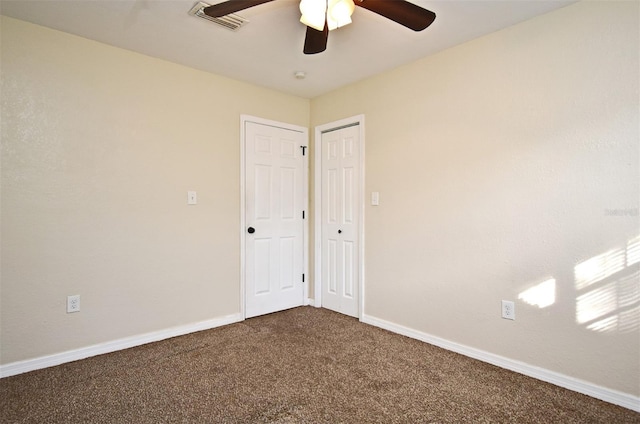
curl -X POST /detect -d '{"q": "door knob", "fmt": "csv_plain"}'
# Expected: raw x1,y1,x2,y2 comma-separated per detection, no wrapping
248,227,255,234
338,229,342,234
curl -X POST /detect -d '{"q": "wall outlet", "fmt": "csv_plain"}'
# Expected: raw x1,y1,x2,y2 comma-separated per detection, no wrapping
67,295,80,313
501,300,515,320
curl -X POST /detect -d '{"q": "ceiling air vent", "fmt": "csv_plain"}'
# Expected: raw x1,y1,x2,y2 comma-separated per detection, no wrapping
188,1,249,31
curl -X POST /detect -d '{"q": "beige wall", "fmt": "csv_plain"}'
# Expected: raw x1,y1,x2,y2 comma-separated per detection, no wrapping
0,16,309,364
312,1,639,396
2,0,639,400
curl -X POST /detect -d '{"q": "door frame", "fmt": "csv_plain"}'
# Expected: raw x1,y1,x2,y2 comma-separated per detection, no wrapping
240,115,310,320
313,115,365,319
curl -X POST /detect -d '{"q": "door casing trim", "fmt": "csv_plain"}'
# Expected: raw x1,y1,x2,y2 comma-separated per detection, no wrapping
240,115,309,320
313,115,365,319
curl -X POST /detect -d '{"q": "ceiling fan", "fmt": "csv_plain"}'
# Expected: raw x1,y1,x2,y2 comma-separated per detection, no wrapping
203,0,436,54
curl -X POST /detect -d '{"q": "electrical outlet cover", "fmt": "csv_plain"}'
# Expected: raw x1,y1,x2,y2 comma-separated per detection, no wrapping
502,300,515,320
67,295,80,313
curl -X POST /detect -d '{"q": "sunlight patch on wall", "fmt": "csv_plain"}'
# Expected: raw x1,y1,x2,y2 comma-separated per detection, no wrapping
618,305,640,333
575,235,640,334
518,278,556,308
574,248,625,291
627,235,640,266
576,283,618,324
584,304,640,333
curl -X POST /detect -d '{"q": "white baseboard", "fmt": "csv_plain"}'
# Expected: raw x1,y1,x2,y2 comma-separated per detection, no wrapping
0,313,243,378
361,313,640,413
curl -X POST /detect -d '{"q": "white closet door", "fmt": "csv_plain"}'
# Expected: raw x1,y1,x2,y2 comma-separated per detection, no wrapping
321,124,360,318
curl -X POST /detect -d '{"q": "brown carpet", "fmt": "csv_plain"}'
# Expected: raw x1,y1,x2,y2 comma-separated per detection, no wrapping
1,306,638,423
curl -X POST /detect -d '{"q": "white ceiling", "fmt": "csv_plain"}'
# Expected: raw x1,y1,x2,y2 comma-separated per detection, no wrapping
1,0,576,98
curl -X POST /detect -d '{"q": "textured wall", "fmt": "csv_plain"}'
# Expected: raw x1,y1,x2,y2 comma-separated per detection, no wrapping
0,16,309,364
2,0,639,400
311,1,639,396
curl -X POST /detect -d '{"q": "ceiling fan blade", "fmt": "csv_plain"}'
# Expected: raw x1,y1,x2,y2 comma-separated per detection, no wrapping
303,23,329,55
355,0,436,31
203,0,275,18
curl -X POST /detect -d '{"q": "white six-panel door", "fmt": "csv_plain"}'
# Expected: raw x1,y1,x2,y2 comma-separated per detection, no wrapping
244,120,306,318
321,124,361,318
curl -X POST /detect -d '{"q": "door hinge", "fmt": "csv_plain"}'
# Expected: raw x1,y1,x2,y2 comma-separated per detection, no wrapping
300,145,307,156
302,210,305,219
302,273,305,283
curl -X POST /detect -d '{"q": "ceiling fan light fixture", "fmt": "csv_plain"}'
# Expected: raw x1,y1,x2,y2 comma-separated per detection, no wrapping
327,0,355,30
299,0,326,32
300,0,354,32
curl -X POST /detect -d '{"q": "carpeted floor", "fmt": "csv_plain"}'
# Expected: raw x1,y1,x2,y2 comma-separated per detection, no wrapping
1,306,638,423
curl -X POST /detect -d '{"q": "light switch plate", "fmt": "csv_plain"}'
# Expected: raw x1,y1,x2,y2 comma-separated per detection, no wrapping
371,192,380,206
188,191,197,205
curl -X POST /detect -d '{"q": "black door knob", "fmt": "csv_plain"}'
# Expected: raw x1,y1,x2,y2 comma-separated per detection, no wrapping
338,229,342,234
248,227,255,234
